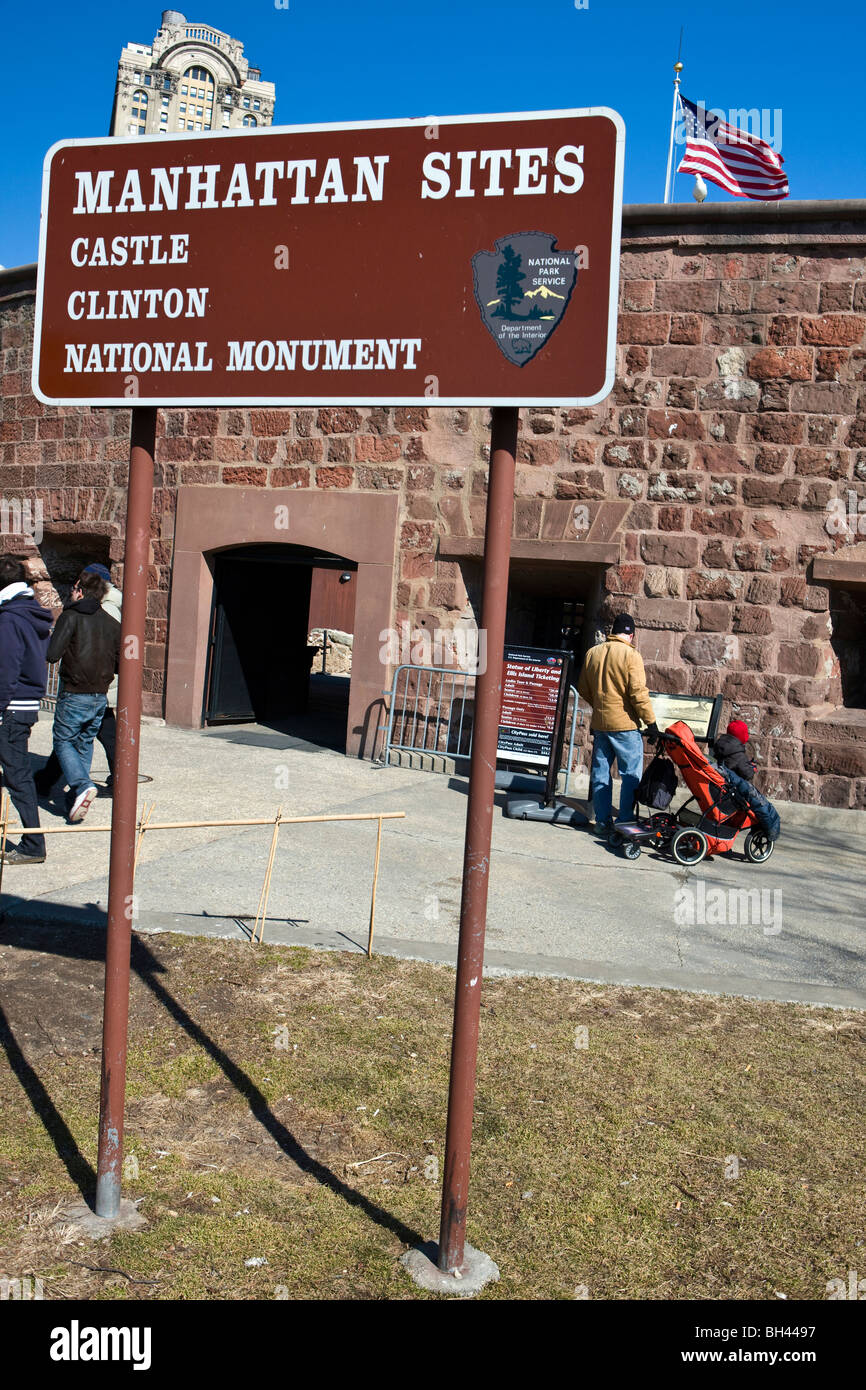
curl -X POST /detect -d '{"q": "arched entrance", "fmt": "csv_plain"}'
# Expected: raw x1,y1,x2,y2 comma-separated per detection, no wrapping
165,487,399,757
203,542,356,750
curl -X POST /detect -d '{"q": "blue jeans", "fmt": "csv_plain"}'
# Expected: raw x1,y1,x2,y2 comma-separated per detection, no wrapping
590,729,645,825
52,692,107,801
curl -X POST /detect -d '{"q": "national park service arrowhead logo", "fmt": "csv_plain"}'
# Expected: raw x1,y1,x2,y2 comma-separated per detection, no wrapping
472,232,578,366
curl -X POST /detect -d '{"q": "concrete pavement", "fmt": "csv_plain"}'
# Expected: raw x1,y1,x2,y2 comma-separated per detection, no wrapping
1,714,863,1008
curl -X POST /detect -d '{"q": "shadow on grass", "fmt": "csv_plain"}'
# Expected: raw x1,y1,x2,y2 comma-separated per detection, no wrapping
0,909,425,1250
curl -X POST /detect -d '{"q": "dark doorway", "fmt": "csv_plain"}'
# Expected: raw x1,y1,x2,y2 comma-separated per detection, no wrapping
504,561,602,666
829,588,866,708
203,545,357,747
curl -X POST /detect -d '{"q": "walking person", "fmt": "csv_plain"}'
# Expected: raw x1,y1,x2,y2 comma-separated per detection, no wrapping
36,563,121,798
0,555,53,864
46,567,121,824
577,612,659,837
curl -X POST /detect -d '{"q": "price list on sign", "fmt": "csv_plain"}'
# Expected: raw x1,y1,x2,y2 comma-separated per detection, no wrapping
497,645,569,767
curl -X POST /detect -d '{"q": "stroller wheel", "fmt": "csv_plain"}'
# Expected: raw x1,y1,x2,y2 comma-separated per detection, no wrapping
623,841,642,860
607,830,622,848
671,827,708,866
744,829,774,864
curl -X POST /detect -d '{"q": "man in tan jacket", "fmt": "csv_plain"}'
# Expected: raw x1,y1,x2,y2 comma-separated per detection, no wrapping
577,613,659,835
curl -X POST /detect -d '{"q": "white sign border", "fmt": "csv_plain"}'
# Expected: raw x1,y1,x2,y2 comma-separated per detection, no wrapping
32,107,625,409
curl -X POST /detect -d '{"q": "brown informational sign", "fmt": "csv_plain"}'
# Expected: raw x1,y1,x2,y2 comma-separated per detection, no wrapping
33,108,624,407
497,645,569,768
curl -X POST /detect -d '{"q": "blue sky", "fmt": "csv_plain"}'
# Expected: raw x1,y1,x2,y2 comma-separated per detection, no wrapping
2,0,863,268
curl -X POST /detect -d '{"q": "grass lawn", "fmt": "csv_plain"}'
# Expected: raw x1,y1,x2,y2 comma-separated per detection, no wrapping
0,924,862,1300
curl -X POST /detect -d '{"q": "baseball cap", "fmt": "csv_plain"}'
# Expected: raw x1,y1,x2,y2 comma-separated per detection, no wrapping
611,613,635,636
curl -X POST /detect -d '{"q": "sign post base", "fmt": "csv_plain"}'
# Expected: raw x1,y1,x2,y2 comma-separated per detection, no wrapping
401,1242,500,1298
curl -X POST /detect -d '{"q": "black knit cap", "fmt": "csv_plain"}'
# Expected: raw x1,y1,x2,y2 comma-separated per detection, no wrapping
611,613,635,636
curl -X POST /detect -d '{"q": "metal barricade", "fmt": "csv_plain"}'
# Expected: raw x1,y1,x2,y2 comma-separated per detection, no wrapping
40,662,61,711
382,663,583,794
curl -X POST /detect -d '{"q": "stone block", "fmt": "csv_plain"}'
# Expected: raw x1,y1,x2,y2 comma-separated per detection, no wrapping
733,604,774,635
747,347,812,381
818,776,853,807
804,741,866,777
639,533,700,567
680,633,737,666
790,381,857,414
631,597,690,630
687,569,745,600
618,312,670,345
800,315,865,347
696,601,732,631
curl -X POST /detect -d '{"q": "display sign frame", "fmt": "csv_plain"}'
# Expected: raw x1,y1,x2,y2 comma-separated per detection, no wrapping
647,691,723,744
497,644,571,770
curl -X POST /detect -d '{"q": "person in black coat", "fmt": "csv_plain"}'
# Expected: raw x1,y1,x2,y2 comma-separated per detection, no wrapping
0,555,53,863
712,719,756,782
46,570,121,824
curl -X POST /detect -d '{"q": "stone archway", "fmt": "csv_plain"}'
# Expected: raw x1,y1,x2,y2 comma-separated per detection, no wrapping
165,487,399,756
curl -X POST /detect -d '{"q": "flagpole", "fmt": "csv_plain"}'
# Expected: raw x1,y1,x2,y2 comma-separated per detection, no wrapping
663,60,684,204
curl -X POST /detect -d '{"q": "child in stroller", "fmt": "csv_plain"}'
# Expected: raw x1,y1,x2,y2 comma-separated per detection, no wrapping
608,720,777,866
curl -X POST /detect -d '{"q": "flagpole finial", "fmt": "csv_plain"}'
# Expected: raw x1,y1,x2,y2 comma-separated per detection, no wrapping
674,61,683,76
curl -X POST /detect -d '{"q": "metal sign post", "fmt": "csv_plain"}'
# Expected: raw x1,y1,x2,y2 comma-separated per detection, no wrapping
94,406,155,1218
436,406,517,1275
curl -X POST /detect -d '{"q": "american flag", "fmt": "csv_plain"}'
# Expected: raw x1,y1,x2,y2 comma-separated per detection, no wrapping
677,95,789,201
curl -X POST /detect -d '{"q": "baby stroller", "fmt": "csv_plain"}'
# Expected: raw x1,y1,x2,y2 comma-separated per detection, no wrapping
609,720,777,866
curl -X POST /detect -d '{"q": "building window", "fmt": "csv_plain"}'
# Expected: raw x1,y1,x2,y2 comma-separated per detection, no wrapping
181,84,188,95
221,112,230,127
242,115,257,127
243,96,250,108
183,67,214,129
179,103,186,113
254,100,260,111
144,74,151,86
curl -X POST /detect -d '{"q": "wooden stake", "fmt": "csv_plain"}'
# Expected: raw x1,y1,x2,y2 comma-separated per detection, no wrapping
253,810,282,945
133,802,155,882
0,792,10,901
367,814,384,959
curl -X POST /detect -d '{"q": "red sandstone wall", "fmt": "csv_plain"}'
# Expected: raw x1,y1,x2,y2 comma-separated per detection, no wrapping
2,219,865,804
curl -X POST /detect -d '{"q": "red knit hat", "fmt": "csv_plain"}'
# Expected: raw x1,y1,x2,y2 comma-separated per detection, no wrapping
727,719,749,744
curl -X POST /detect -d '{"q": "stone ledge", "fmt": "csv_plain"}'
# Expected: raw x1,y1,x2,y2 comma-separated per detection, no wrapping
436,537,620,565
813,557,866,590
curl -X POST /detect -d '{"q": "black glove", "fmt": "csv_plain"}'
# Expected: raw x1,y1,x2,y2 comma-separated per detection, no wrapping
645,722,661,743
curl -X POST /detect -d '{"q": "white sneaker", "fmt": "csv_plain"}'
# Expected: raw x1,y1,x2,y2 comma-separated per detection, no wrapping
69,786,97,823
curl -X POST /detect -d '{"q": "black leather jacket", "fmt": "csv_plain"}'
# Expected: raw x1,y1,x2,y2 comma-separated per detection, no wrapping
46,597,120,694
